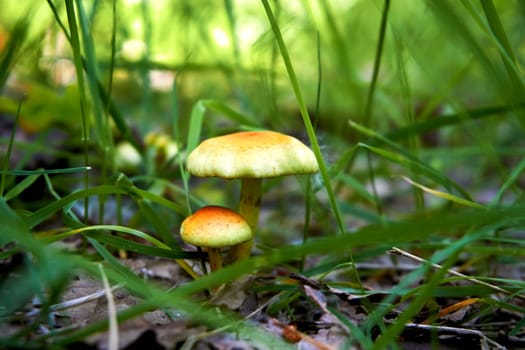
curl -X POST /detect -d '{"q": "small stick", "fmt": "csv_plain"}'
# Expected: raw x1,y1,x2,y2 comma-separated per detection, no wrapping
25,282,126,317
388,246,525,302
289,272,361,302
404,323,506,350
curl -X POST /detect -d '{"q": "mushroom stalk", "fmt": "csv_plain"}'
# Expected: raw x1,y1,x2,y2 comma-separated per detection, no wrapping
207,248,223,271
228,178,262,261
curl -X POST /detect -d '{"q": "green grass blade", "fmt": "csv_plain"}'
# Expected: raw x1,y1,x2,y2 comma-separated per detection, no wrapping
329,306,372,348
113,173,188,215
224,0,241,65
3,174,40,202
362,0,390,128
83,231,199,259
40,224,167,248
386,102,525,141
492,156,525,206
138,0,153,131
0,167,91,175
186,100,205,154
26,185,127,228
136,198,178,247
427,0,525,129
0,99,22,196
359,142,469,198
479,0,516,62
127,185,187,216
0,200,74,319
74,0,110,148
0,17,28,89
65,0,90,223
260,0,345,238
350,120,474,199
401,176,485,209
87,237,146,294
186,99,258,154
478,0,525,132
48,0,141,152
203,99,258,126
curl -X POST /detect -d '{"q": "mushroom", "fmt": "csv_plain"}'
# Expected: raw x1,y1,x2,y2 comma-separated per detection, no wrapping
180,205,252,271
186,130,319,261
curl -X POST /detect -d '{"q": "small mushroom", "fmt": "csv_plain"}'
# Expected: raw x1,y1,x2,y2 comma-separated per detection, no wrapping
180,205,252,271
187,130,319,261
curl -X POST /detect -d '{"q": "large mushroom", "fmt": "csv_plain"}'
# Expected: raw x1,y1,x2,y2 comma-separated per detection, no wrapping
180,205,252,271
186,130,319,261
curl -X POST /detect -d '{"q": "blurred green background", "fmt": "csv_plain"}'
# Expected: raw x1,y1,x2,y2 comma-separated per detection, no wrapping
3,1,524,139
1,0,525,231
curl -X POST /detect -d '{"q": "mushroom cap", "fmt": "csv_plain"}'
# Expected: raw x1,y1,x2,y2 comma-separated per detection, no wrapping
187,131,319,179
180,206,252,248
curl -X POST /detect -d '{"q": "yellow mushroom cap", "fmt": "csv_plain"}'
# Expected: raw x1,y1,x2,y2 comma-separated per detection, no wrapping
180,206,252,248
186,131,319,179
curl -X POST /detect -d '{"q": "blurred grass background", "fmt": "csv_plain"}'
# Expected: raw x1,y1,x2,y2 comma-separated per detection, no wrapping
1,0,525,348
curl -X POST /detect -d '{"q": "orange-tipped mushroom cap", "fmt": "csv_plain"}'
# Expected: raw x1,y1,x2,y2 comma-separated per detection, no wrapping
186,131,319,179
180,206,252,248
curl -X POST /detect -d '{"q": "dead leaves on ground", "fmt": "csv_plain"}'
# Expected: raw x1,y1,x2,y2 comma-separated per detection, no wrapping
4,250,525,349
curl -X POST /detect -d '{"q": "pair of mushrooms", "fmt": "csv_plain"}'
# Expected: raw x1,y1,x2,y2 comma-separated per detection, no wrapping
180,130,319,272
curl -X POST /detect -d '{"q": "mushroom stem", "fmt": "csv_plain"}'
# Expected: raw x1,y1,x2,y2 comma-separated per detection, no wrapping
207,248,223,272
228,178,262,261
239,178,263,231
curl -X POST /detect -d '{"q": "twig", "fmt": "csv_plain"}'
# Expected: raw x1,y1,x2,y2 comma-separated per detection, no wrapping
388,246,525,302
98,264,118,350
289,272,359,302
25,282,126,317
288,272,384,303
404,323,506,350
245,291,283,320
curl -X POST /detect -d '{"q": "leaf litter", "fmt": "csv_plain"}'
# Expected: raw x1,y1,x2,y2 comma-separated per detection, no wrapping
3,233,525,349
31,253,523,349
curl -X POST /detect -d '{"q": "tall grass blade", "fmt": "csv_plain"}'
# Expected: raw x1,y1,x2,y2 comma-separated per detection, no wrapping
75,0,112,150
0,167,91,175
88,237,147,294
138,0,153,131
427,0,525,129
186,99,258,154
3,174,39,202
65,0,90,222
0,199,73,319
491,156,525,206
26,185,126,228
349,121,473,199
0,17,28,89
386,103,525,141
401,176,485,209
48,1,141,152
260,0,345,237
362,0,390,128
478,0,525,125
0,99,22,196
